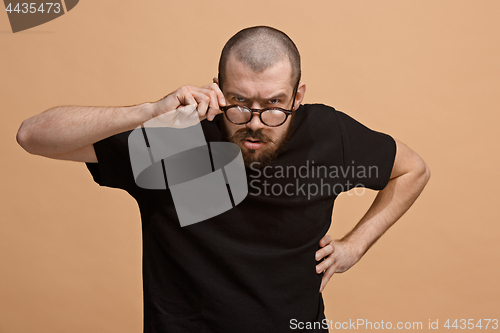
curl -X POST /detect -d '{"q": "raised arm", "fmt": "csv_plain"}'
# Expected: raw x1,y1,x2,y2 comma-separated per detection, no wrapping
16,103,154,162
316,138,431,292
16,84,225,162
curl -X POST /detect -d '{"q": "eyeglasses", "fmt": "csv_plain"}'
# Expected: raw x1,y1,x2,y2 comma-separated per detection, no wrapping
220,81,299,127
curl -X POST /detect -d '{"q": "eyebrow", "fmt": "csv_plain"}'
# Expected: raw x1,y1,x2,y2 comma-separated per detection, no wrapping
226,92,288,100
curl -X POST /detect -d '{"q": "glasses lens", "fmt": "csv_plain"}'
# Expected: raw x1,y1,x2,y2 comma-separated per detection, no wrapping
261,109,287,126
226,106,252,124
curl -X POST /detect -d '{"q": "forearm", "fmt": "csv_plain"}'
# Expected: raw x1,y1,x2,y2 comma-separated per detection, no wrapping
17,103,154,156
316,140,429,288
341,163,431,259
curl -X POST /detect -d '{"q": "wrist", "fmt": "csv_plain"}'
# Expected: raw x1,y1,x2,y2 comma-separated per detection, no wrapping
338,237,366,262
140,102,156,121
125,102,156,124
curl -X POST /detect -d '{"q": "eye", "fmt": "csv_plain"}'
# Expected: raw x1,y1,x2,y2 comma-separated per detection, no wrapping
269,98,280,104
234,96,246,103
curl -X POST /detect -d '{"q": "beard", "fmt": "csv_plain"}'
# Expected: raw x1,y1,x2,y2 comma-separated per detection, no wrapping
219,113,295,169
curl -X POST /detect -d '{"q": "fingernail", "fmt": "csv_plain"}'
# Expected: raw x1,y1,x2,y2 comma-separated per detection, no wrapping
316,265,322,273
208,115,214,121
319,286,323,292
315,252,321,260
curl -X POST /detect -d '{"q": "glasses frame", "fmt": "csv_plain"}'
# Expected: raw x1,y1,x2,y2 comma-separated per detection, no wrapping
220,80,300,127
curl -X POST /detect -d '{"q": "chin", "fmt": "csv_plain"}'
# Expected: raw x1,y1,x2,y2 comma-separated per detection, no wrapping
242,147,278,169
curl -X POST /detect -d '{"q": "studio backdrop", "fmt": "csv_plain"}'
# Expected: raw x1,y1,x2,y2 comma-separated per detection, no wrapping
1,0,499,332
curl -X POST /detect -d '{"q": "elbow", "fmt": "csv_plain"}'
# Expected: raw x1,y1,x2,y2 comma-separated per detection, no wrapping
418,158,431,187
16,122,30,152
424,162,431,183
16,121,35,154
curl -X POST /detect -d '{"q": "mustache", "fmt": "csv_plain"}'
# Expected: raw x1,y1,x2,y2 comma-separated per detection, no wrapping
227,128,275,144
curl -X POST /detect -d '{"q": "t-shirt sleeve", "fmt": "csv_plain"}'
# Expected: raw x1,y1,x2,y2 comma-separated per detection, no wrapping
85,130,138,193
334,110,397,191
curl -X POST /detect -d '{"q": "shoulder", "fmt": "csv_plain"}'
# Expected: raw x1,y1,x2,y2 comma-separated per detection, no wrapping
298,103,338,114
287,104,345,151
296,103,346,122
294,103,345,131
299,104,379,134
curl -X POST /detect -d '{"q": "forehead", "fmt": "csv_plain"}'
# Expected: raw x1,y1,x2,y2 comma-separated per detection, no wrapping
223,55,294,98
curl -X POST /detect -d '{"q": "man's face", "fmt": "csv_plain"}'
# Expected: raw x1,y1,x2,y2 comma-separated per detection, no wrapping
220,55,301,168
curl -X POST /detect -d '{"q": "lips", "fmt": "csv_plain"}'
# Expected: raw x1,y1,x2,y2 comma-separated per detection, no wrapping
243,138,265,150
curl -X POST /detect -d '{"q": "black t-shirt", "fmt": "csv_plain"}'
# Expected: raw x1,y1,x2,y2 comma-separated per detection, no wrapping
85,103,396,333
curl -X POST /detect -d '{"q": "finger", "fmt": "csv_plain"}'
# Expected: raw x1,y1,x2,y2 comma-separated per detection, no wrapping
201,83,225,106
187,87,213,120
176,86,197,107
315,244,334,261
204,88,222,121
316,255,334,273
210,82,226,106
203,84,225,121
319,234,333,247
319,265,336,293
189,86,222,121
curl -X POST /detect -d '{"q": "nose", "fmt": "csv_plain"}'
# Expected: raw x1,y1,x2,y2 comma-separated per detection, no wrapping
245,111,266,131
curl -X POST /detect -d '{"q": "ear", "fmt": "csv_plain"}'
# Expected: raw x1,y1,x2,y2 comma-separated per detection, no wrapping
293,82,306,110
213,77,219,85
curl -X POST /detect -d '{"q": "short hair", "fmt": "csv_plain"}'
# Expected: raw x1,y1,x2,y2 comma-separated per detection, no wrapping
218,26,301,91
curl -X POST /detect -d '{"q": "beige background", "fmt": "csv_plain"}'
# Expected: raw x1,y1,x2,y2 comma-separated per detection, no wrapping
1,0,499,332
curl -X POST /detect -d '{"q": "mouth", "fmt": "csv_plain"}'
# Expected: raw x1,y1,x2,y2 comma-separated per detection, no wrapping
243,138,266,150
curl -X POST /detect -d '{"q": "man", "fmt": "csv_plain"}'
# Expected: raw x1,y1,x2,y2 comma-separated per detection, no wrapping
17,26,430,332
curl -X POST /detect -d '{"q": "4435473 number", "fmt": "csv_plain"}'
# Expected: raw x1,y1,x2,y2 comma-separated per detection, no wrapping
5,2,61,14
443,319,498,330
